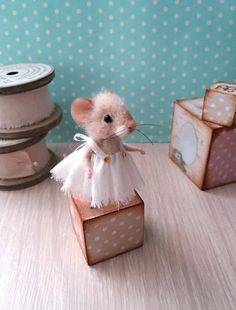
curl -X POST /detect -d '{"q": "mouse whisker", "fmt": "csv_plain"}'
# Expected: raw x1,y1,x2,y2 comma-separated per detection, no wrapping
106,127,155,143
135,128,154,144
136,123,161,128
107,128,128,140
113,127,131,138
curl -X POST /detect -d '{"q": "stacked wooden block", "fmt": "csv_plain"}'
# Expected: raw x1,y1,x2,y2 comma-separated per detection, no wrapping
69,193,144,265
169,82,236,190
0,63,62,190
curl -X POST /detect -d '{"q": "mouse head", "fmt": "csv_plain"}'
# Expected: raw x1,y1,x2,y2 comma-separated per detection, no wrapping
71,90,136,140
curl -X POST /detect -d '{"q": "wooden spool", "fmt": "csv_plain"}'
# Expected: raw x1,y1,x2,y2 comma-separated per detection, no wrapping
0,63,62,139
0,135,57,190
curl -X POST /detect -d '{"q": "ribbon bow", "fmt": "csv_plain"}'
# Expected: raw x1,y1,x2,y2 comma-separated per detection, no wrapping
73,133,90,151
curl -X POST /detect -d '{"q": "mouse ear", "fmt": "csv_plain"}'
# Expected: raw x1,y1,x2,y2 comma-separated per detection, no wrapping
71,98,93,124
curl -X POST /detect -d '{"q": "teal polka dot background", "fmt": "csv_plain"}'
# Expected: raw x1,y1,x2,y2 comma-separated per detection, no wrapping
0,0,236,142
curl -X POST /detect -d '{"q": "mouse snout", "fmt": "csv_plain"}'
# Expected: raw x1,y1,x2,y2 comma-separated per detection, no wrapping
126,119,136,132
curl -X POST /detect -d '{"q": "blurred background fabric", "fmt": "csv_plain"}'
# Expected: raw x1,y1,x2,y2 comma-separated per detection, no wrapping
0,0,235,142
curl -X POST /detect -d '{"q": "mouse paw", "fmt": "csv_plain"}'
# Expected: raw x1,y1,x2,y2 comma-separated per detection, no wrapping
138,148,146,155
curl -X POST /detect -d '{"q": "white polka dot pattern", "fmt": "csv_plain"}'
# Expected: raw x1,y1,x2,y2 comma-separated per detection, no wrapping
170,97,236,190
205,128,236,188
0,1,236,142
203,83,236,126
84,205,144,264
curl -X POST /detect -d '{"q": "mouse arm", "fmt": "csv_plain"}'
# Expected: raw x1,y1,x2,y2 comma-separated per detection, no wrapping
123,144,146,155
83,145,94,178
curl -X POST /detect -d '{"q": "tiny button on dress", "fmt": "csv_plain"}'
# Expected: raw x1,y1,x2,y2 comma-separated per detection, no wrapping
51,133,144,208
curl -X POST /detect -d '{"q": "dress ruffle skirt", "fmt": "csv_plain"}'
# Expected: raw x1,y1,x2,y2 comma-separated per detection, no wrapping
51,134,144,208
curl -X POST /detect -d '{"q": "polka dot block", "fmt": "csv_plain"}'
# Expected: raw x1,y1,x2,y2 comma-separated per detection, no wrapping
169,97,236,189
68,193,144,265
202,82,236,127
204,128,236,188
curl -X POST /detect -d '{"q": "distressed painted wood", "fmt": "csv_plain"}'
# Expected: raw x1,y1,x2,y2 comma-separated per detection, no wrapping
169,98,236,189
202,82,236,127
69,193,144,265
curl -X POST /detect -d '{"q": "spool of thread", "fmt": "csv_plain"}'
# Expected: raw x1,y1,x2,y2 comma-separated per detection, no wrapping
0,135,57,190
0,63,61,139
0,63,62,190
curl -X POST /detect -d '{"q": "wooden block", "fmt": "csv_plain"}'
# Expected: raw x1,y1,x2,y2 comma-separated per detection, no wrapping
169,97,236,190
202,82,236,127
68,193,144,265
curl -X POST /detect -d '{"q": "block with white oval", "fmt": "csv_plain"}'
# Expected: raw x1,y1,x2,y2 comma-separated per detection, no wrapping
169,97,236,189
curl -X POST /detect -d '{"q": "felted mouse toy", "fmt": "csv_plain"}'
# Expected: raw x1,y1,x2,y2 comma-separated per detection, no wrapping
51,90,145,208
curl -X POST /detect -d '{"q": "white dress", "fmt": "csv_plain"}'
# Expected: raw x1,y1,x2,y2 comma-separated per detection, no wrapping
51,133,144,208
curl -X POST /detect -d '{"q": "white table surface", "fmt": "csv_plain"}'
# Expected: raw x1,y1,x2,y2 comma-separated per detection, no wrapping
0,143,236,310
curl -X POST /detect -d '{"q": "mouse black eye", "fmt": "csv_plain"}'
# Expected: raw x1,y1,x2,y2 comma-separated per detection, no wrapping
104,114,113,123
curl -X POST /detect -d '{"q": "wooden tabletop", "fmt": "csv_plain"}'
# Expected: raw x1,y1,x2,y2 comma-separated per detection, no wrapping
0,143,236,310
